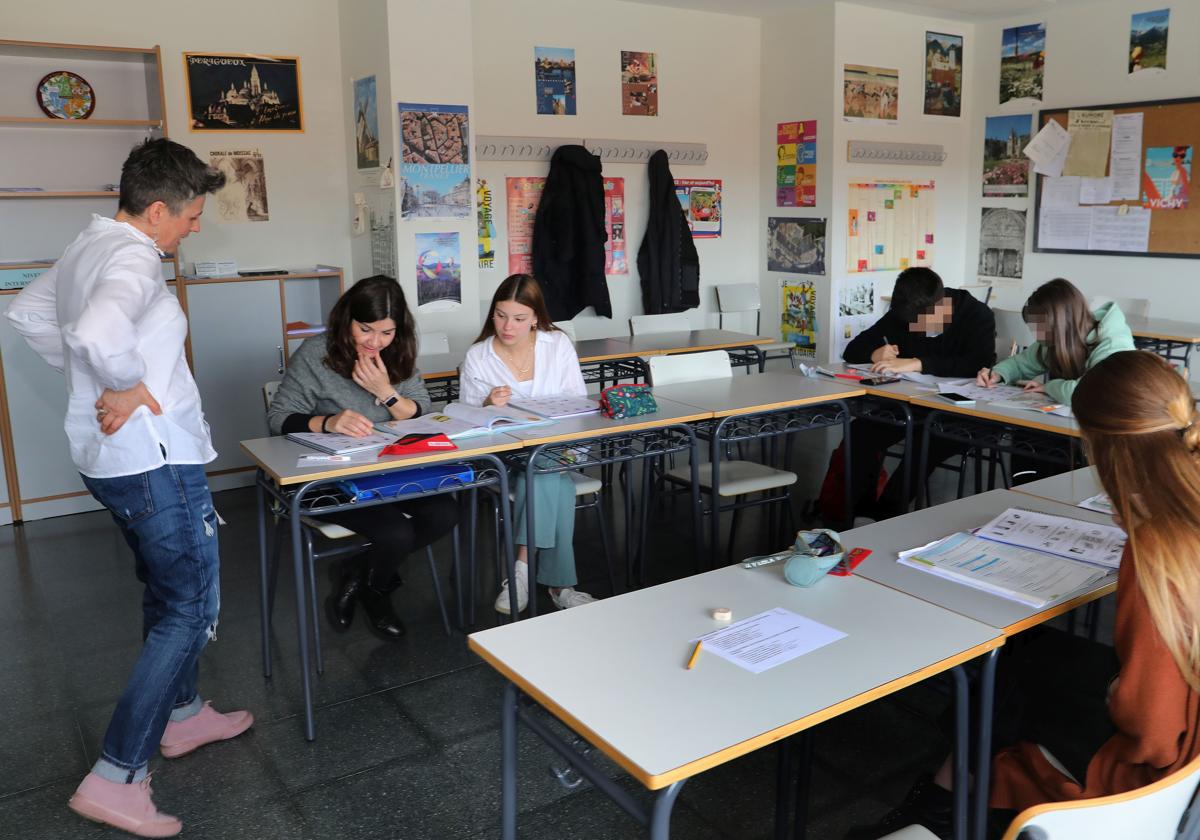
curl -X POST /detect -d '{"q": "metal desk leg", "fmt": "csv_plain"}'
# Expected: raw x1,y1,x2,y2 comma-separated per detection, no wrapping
256,476,272,679
917,415,935,511
494,459,518,624
525,458,540,618
951,665,969,840
792,730,814,840
901,404,914,514
502,682,519,840
288,490,316,741
775,740,796,840
840,405,854,530
709,423,724,569
649,781,687,840
972,649,1000,840
689,433,703,574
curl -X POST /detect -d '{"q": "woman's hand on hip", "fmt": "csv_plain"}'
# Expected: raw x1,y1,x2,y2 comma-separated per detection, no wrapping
95,382,162,435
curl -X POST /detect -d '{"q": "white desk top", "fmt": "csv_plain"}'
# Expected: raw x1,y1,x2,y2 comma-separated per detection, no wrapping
1012,467,1103,508
850,489,1118,635
469,565,1001,788
651,371,863,417
416,353,462,380
240,433,524,486
907,392,1081,438
613,329,771,356
574,337,646,362
500,395,713,445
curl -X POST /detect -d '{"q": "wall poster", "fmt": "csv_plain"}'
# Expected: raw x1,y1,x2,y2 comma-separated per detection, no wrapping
675,178,722,238
776,121,817,207
415,231,462,311
399,102,470,219
845,181,936,273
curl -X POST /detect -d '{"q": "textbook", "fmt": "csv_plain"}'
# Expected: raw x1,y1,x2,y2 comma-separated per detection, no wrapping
508,394,601,419
897,507,1125,607
375,401,554,439
286,431,396,455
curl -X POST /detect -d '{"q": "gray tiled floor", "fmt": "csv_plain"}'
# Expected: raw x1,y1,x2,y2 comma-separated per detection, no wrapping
0,397,1110,839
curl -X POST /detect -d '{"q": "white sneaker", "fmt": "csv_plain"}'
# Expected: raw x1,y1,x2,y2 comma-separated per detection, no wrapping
550,588,597,610
494,562,529,615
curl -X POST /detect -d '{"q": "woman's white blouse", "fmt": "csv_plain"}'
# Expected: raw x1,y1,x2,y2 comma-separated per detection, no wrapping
459,329,586,407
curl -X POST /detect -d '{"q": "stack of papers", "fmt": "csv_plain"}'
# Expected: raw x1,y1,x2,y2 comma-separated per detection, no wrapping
897,507,1124,607
376,402,554,439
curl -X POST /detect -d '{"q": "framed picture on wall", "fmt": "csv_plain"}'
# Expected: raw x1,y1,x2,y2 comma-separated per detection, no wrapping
183,52,304,132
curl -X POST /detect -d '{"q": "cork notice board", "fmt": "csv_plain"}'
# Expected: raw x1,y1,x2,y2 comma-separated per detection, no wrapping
1033,95,1200,258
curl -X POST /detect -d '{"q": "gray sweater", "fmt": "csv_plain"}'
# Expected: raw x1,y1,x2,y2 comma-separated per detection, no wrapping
266,334,433,435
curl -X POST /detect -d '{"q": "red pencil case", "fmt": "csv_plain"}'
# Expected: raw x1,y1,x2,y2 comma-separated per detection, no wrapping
379,433,458,456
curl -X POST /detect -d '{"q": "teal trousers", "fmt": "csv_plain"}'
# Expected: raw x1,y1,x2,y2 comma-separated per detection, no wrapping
512,471,577,588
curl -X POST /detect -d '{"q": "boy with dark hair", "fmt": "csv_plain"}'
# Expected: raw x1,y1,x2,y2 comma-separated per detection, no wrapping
839,268,995,520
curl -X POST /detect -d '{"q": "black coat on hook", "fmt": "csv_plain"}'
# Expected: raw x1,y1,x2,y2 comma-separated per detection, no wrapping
637,149,699,314
531,144,612,320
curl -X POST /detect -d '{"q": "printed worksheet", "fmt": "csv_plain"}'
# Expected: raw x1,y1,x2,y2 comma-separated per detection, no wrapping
692,608,846,674
976,507,1125,569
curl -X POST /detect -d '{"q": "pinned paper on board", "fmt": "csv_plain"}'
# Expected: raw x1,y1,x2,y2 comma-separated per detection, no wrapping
1023,119,1070,177
1062,110,1113,178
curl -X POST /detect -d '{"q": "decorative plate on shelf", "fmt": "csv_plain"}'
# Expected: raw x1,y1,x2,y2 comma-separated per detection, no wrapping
36,71,96,120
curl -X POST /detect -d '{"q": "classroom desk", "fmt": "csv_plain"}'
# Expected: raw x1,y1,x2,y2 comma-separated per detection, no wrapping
500,396,714,612
613,329,773,371
1115,314,1200,372
240,433,524,740
1011,467,1103,509
651,372,864,564
846,488,1119,840
416,352,464,402
468,563,1003,840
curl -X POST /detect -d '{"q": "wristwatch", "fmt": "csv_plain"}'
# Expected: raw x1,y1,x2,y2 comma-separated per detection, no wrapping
376,391,400,408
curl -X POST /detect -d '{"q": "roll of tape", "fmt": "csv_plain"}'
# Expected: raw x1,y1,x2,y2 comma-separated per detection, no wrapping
711,607,732,622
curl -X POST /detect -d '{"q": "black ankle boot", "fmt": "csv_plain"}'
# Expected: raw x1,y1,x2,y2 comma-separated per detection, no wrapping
324,562,364,632
846,776,953,840
358,568,406,641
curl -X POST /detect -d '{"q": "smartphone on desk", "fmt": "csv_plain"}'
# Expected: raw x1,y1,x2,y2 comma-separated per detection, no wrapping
860,375,901,386
938,392,976,406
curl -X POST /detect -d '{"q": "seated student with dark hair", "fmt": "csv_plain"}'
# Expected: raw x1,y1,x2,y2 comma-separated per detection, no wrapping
840,267,995,520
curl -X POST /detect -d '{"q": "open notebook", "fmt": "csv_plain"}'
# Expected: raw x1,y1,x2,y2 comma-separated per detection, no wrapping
375,402,554,439
897,507,1124,608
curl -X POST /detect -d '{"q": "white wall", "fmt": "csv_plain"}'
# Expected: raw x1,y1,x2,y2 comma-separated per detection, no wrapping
759,2,838,358
339,0,395,284
827,2,977,359
467,0,761,344
968,0,1200,317
5,0,353,275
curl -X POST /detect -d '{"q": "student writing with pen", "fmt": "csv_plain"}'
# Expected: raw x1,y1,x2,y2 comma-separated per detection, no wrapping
460,274,596,614
834,267,995,521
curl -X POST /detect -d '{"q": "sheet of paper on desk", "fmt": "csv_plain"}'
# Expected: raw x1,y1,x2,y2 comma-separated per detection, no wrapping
899,532,1107,608
693,607,846,675
846,363,936,386
976,507,1125,569
1078,492,1114,515
936,381,1026,402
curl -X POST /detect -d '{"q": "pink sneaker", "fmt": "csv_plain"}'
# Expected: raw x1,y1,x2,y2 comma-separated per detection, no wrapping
160,701,254,758
68,772,181,838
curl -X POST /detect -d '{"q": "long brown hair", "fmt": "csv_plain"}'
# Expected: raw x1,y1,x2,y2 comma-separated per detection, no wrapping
1073,350,1200,691
1022,278,1098,381
324,275,417,382
474,274,559,344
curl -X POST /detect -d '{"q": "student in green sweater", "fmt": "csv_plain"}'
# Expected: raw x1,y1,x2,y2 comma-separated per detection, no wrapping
977,277,1136,482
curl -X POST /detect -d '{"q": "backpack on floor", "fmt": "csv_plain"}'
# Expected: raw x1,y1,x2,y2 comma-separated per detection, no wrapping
817,442,886,523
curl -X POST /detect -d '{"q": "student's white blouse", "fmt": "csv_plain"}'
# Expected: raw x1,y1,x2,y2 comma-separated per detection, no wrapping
6,215,216,478
459,329,587,407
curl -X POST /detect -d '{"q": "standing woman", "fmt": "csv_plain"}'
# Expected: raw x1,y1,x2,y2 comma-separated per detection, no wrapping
460,274,595,613
267,275,458,641
977,278,1135,483
6,139,252,837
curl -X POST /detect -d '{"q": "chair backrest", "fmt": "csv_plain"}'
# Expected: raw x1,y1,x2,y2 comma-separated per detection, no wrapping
993,307,1035,354
715,284,762,314
1001,753,1200,840
418,331,451,356
647,350,732,385
262,381,280,411
553,320,577,342
1090,296,1150,319
630,312,691,336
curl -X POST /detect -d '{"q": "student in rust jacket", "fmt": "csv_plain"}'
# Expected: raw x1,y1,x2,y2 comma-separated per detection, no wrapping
856,350,1200,840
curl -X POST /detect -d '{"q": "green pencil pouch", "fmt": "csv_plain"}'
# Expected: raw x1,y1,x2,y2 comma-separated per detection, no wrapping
599,384,658,419
783,529,846,587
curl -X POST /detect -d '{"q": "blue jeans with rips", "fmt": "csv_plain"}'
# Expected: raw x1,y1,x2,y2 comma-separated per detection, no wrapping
81,463,220,783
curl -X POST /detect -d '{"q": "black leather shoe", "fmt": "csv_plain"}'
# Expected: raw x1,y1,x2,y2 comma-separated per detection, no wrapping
358,568,406,641
324,563,363,632
845,776,953,840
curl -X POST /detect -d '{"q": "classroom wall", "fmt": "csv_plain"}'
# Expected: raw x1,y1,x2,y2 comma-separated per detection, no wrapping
967,0,1200,320
827,2,978,361
339,0,396,285
758,1,838,358
467,0,762,344
5,0,353,275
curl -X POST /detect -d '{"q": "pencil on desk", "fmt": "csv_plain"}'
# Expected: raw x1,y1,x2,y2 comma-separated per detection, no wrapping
686,640,703,670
